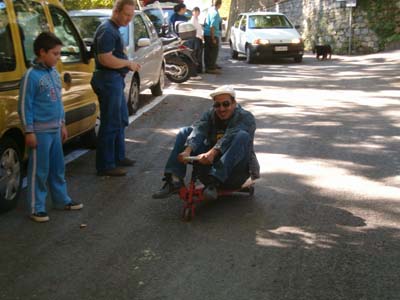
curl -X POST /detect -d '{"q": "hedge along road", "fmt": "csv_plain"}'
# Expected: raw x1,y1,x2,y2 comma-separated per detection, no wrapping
1,46,400,300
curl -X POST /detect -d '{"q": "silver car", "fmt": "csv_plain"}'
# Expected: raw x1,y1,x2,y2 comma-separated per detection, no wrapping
69,9,165,114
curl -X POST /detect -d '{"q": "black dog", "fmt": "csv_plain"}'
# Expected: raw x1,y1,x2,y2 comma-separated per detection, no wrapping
312,45,332,60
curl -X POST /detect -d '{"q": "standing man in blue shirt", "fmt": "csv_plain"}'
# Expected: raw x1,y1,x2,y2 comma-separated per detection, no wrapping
91,0,141,177
203,0,222,74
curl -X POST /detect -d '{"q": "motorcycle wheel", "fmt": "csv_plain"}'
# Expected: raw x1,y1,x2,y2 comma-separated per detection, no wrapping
166,60,190,84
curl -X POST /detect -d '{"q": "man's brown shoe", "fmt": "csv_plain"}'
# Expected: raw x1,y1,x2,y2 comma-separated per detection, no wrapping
97,167,127,177
117,158,136,167
205,69,221,74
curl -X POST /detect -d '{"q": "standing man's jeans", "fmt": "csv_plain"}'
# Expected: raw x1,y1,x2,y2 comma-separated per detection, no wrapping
193,37,203,73
91,70,129,172
204,36,219,71
164,127,251,189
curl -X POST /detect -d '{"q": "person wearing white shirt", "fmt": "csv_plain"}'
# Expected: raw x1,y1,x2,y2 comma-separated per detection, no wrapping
190,7,204,73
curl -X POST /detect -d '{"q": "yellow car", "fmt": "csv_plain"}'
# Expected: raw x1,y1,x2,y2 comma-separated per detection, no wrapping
0,0,98,212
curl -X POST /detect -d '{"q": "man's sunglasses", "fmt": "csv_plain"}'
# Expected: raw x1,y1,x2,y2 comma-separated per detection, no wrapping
213,100,231,109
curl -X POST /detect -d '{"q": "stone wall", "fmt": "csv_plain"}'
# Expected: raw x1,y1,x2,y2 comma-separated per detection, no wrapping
231,0,400,54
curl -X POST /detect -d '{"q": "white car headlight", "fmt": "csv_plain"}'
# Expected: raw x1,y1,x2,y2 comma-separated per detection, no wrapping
252,38,270,45
291,38,301,44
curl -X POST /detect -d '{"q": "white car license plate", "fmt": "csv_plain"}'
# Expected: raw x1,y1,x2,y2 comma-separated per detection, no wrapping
275,46,288,52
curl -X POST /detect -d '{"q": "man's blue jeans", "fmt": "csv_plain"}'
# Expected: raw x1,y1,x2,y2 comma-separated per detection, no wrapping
91,70,129,171
164,127,251,188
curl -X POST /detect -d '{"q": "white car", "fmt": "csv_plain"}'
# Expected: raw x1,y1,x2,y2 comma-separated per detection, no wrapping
69,9,165,114
229,12,304,63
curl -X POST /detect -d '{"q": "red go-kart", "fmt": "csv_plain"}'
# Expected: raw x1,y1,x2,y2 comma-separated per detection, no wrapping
179,157,255,222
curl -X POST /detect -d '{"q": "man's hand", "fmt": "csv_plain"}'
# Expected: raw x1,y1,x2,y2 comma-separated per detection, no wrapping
177,147,193,164
61,125,68,144
25,133,37,148
197,148,219,165
127,61,141,72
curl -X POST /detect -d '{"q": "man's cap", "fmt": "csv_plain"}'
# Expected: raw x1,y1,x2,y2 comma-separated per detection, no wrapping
209,85,236,99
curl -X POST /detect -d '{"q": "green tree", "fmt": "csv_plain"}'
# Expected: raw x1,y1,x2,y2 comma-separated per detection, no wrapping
64,0,114,10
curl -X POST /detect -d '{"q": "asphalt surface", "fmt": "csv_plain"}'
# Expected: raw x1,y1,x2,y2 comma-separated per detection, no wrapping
1,46,400,300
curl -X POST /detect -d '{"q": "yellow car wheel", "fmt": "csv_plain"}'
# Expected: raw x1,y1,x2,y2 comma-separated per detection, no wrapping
0,138,22,212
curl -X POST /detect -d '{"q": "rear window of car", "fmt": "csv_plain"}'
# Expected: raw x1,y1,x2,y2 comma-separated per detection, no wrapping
71,15,129,47
71,15,107,40
143,8,164,30
248,15,292,29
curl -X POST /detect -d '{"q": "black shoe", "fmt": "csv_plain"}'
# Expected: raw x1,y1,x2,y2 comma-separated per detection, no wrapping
30,212,49,223
117,158,136,167
97,167,127,177
152,176,183,199
215,64,222,69
64,201,84,211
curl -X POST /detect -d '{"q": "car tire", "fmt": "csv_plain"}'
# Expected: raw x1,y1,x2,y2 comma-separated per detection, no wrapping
0,137,22,213
127,77,140,115
230,43,238,59
246,46,255,64
294,55,303,63
151,66,164,97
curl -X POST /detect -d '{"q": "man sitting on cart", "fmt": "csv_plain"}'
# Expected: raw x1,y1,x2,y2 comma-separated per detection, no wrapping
152,85,260,200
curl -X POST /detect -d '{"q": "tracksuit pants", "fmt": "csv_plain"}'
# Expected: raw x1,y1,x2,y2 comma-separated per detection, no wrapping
164,126,251,189
91,70,129,172
27,130,71,214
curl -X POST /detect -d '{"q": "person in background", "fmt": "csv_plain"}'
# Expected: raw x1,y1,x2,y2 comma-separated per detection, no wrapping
169,3,187,34
18,32,83,223
152,85,260,200
91,0,140,177
203,0,222,74
190,6,204,74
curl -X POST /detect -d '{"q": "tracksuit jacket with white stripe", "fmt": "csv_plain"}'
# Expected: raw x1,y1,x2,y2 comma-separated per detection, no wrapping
18,61,65,133
18,60,71,214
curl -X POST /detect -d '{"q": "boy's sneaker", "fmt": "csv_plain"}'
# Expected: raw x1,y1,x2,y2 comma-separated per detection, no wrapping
152,175,183,199
64,201,83,211
30,212,50,223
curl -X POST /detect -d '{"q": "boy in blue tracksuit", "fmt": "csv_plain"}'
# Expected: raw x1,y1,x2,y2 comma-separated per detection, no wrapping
18,32,83,223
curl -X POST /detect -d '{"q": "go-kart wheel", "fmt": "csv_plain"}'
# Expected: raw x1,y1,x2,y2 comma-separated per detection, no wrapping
182,207,192,222
248,186,255,196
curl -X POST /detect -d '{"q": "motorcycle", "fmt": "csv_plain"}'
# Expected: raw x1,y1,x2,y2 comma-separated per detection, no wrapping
142,2,198,83
162,35,198,83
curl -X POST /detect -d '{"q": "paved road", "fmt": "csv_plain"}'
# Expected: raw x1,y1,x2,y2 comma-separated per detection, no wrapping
1,47,400,300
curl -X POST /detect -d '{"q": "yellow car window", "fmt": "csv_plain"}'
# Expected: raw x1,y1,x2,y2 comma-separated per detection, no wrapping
49,5,82,63
14,0,47,66
0,0,17,72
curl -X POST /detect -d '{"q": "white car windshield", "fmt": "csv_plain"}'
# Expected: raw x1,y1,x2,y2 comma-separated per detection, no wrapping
248,15,292,29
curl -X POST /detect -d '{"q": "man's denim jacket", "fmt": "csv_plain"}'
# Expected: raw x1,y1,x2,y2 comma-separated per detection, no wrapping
186,104,260,180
